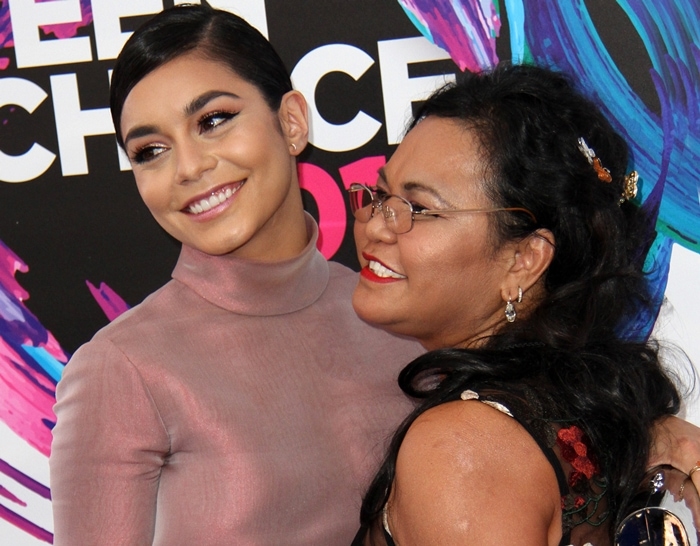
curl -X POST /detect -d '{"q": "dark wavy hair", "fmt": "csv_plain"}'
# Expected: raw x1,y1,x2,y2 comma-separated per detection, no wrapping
110,3,292,148
358,63,680,541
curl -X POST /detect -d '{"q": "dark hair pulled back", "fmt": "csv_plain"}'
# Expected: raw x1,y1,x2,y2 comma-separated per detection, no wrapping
110,4,292,148
410,63,654,348
358,63,680,542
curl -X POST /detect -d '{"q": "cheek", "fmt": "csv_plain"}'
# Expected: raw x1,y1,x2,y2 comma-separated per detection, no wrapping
133,171,169,214
234,118,286,163
403,232,455,277
404,233,492,301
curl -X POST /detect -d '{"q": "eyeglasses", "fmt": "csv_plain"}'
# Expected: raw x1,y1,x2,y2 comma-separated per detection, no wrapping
347,183,537,235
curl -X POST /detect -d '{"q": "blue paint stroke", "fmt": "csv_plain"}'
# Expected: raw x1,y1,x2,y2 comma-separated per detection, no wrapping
504,0,527,63
21,345,64,383
522,0,699,253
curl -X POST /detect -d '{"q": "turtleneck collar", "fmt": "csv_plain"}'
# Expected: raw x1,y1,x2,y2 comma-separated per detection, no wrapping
171,214,329,316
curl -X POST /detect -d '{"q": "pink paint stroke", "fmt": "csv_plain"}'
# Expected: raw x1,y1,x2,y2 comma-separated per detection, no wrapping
0,0,13,50
0,458,51,500
0,485,26,507
86,280,130,321
398,0,501,71
0,241,68,457
38,0,93,40
0,0,94,70
0,504,53,543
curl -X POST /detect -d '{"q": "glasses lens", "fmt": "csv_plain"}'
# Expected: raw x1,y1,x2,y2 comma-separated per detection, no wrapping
383,196,413,234
348,184,374,221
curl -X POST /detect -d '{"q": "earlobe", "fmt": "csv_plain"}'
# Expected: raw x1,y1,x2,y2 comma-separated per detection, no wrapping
279,90,309,155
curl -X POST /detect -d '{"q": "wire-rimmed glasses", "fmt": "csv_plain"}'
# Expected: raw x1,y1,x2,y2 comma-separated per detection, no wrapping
347,183,537,235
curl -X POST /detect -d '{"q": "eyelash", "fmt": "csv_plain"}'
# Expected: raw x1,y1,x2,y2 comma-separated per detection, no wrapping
130,144,166,165
198,110,238,133
129,110,239,165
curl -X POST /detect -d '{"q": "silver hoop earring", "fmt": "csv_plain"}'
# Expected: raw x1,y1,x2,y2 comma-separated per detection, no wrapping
517,286,523,304
505,298,516,323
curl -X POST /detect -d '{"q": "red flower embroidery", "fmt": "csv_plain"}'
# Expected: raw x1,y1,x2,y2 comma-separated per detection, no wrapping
556,425,599,488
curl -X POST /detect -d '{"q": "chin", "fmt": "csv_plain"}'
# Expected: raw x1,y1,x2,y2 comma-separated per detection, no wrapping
351,290,404,338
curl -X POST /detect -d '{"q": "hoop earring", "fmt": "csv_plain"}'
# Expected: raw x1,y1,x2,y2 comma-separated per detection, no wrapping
505,298,516,323
517,286,523,304
290,143,297,152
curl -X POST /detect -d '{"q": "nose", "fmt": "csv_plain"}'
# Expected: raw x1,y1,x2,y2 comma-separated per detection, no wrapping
363,203,398,244
175,139,217,184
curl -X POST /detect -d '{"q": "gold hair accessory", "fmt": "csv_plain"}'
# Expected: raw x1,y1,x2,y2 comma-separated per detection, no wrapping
577,137,612,183
620,170,638,204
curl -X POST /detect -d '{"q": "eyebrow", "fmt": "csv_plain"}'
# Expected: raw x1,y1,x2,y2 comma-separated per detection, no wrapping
123,90,241,146
377,167,453,208
124,124,158,147
184,90,240,116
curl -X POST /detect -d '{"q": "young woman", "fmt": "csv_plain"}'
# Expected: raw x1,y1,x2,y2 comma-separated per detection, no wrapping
350,64,693,545
48,6,420,545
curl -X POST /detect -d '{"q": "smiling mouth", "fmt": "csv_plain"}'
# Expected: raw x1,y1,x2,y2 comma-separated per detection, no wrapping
185,182,245,214
368,260,406,279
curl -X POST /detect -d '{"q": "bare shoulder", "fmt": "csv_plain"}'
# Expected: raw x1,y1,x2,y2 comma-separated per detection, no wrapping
387,399,562,545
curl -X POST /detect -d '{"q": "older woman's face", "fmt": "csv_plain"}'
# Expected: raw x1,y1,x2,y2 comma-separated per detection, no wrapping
352,117,516,350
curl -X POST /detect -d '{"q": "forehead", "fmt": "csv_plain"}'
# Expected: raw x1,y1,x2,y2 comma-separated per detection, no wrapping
120,54,259,126
384,116,487,203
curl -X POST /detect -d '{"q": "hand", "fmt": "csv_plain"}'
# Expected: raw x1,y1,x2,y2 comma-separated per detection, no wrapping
649,415,700,491
649,415,700,537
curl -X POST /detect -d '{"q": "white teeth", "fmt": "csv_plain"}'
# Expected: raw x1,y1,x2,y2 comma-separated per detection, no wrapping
368,260,406,279
187,185,238,214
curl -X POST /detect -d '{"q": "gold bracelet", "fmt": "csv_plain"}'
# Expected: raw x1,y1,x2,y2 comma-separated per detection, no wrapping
689,462,700,479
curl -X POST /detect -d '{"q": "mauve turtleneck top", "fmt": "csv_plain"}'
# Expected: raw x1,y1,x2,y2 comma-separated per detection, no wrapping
50,217,422,545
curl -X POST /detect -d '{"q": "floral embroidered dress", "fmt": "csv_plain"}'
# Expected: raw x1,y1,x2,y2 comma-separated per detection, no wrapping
358,382,612,546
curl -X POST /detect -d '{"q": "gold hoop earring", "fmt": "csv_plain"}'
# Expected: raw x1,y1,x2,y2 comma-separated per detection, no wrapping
290,143,297,152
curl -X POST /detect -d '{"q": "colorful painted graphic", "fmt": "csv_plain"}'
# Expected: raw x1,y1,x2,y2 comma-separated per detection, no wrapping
0,0,94,70
0,240,65,542
0,0,698,543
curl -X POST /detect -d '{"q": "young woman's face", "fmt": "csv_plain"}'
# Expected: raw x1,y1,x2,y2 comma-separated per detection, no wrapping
352,117,516,350
120,53,308,259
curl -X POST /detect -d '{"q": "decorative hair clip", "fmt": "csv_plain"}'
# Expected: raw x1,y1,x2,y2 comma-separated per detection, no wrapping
620,170,638,204
577,137,612,183
578,137,639,205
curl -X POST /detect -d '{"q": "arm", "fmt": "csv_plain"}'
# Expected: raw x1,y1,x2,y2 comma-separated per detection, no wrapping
49,339,170,546
385,400,562,546
650,416,700,488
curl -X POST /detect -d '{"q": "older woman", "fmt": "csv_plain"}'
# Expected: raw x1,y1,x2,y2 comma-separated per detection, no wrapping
350,63,689,545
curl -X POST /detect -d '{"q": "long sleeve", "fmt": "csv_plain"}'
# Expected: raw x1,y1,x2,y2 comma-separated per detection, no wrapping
47,231,422,545
50,338,171,546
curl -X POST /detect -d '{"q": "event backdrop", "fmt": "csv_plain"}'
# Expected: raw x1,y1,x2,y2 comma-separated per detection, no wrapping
0,0,698,543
